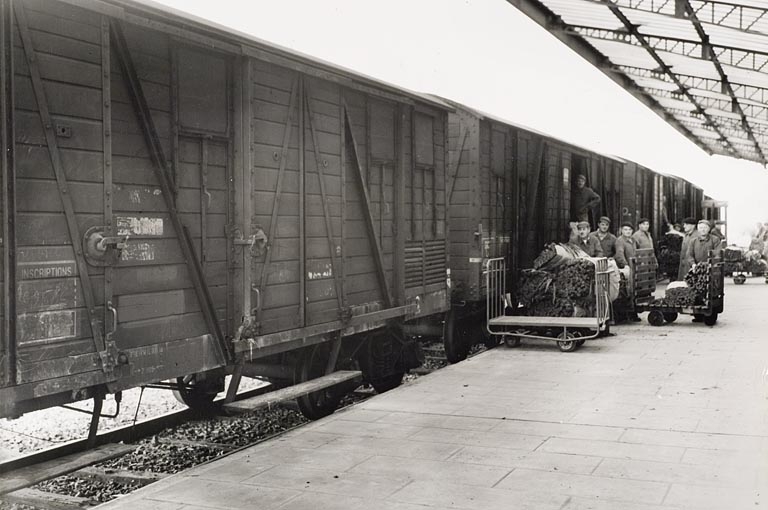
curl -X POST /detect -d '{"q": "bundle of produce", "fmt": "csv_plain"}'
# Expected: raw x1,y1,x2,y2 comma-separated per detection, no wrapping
723,246,745,263
525,297,573,317
533,242,586,271
684,262,710,304
664,287,698,307
552,259,595,299
664,232,683,252
745,258,768,275
517,269,554,309
525,296,595,318
658,245,680,279
517,255,596,318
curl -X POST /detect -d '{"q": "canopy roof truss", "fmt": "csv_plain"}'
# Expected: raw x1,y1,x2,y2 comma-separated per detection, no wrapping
508,0,768,165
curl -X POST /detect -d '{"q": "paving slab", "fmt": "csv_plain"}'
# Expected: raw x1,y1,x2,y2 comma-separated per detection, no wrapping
97,281,768,510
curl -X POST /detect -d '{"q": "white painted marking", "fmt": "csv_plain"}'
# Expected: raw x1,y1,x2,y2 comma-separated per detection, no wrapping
117,216,164,236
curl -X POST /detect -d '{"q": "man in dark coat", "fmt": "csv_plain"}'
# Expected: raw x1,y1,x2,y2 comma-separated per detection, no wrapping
677,217,697,279
688,220,722,264
569,221,604,257
571,174,601,222
613,222,640,322
614,222,637,269
632,217,654,251
589,216,617,258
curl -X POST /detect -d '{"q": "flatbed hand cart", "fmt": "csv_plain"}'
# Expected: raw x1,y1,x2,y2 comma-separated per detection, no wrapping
723,246,748,285
723,246,767,285
484,257,611,352
631,248,724,326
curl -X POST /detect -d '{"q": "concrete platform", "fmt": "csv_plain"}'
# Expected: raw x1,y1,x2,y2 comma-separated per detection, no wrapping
99,281,768,510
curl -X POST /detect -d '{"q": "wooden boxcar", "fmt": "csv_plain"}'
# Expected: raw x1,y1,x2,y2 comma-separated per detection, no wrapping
514,125,626,268
0,0,451,420
439,101,627,361
620,160,661,237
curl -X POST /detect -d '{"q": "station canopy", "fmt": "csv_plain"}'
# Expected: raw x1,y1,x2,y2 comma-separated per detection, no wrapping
508,0,768,165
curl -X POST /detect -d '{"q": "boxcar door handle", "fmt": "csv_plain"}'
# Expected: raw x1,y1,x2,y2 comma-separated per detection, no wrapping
204,190,212,210
107,301,118,333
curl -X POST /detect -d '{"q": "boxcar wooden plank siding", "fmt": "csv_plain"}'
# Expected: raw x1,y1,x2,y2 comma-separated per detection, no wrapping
0,0,452,417
11,0,109,386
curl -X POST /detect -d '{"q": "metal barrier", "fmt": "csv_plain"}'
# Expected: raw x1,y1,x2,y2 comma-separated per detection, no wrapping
484,257,507,335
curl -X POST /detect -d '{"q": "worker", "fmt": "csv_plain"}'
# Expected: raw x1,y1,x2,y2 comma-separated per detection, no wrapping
687,219,722,265
614,222,637,269
569,221,603,257
677,217,697,279
613,222,641,322
589,216,617,258
631,218,655,252
571,174,601,222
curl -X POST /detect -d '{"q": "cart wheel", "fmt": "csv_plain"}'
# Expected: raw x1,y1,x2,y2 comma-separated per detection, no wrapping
504,336,521,348
557,332,578,353
663,312,678,323
647,310,665,327
733,274,747,285
704,313,718,326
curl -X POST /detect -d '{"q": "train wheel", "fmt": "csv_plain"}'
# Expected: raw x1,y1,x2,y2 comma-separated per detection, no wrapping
443,310,468,364
647,310,665,327
358,331,406,394
557,332,578,353
172,373,222,412
663,312,678,323
295,343,345,420
704,313,718,326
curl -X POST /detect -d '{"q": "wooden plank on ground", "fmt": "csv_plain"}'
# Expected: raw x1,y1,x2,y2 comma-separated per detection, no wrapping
1,488,94,510
75,466,167,487
0,443,135,495
224,370,362,413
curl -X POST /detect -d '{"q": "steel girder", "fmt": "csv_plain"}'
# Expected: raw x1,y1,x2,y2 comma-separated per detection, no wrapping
609,0,768,35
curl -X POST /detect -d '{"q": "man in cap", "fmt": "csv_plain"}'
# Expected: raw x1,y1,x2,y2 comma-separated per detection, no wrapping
569,221,604,257
614,222,637,269
631,218,655,252
677,217,697,279
688,220,721,323
589,216,617,258
687,219,721,265
571,174,601,222
613,222,641,322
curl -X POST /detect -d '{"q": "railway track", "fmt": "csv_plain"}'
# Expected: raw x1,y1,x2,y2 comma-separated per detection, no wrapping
0,342,481,510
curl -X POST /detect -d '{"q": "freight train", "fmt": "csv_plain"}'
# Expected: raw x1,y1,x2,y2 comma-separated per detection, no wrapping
0,0,713,426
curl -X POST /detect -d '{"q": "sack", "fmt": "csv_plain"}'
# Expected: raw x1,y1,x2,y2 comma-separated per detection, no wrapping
606,259,620,302
534,243,585,271
666,281,688,291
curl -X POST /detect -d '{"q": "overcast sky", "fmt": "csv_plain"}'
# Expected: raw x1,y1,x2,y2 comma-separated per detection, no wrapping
153,0,768,245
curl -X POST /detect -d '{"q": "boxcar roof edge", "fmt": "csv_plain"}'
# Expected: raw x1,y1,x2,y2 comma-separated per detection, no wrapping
66,0,453,111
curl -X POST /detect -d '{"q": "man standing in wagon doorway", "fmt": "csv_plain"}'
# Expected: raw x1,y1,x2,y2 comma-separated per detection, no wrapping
571,173,601,223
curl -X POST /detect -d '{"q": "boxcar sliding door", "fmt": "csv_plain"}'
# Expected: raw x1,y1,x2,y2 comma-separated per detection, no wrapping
174,46,233,335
